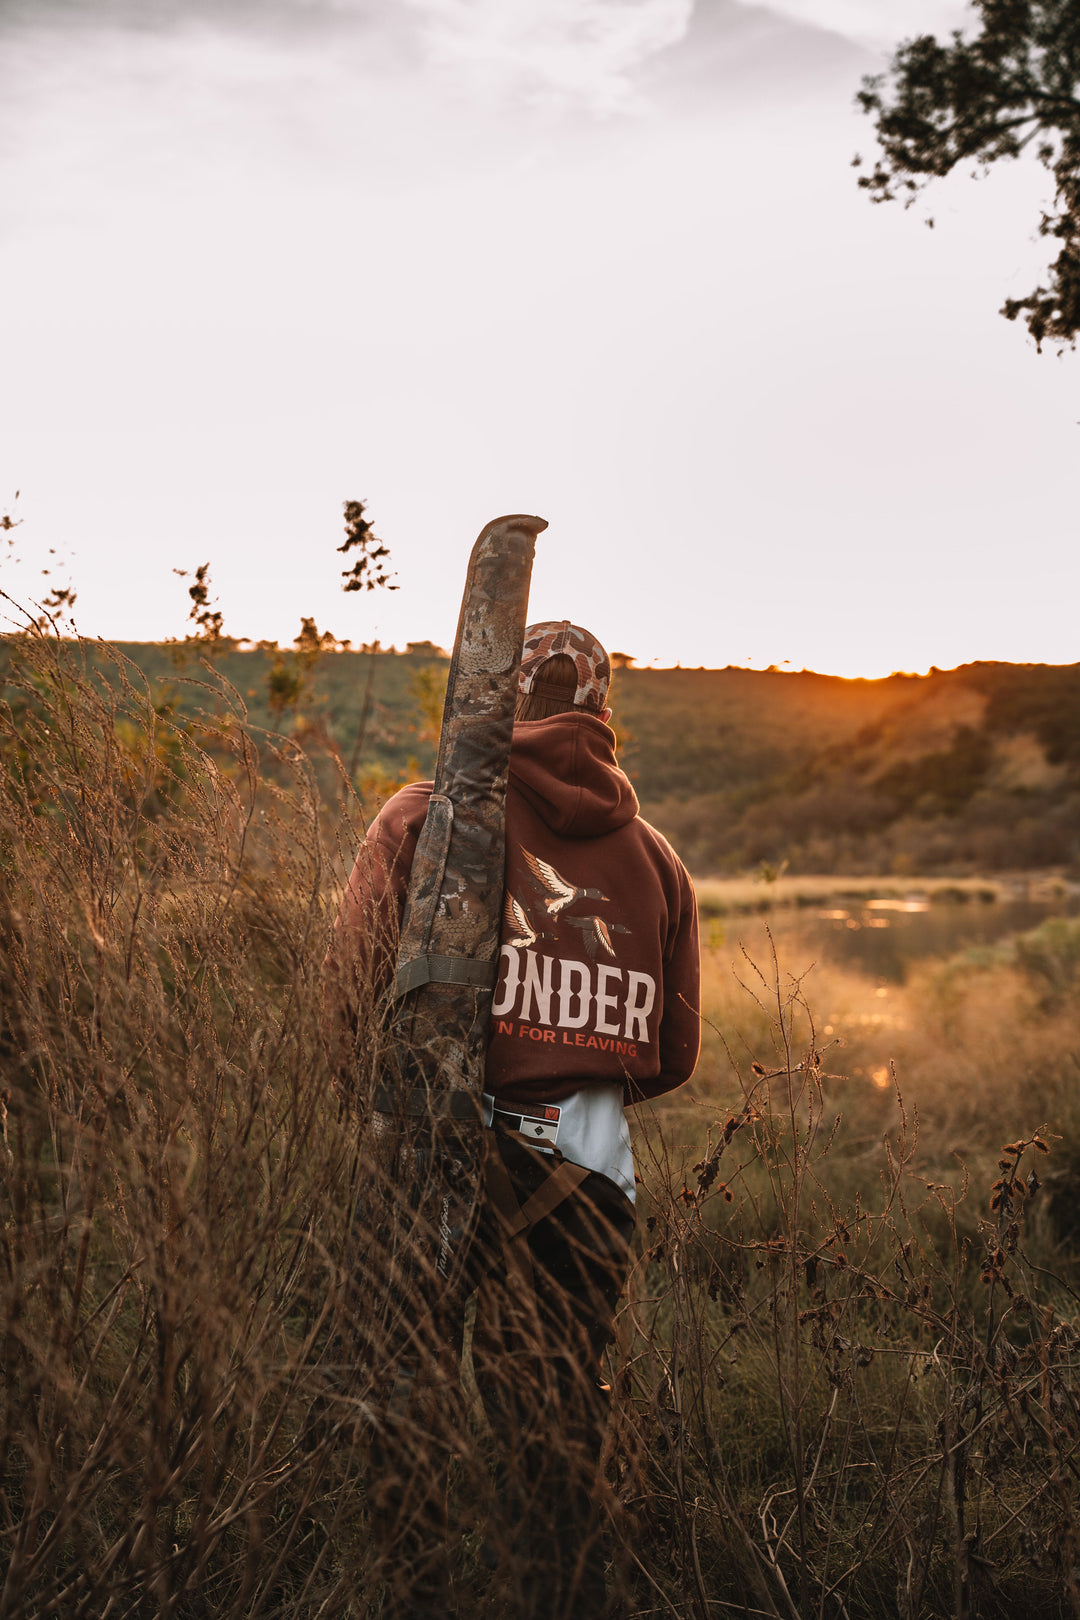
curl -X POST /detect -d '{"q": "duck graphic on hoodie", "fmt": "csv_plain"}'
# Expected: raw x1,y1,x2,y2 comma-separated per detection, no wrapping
485,710,699,1109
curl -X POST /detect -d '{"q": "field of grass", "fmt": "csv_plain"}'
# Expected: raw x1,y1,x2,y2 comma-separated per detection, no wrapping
3,627,1080,1617
629,914,1080,1616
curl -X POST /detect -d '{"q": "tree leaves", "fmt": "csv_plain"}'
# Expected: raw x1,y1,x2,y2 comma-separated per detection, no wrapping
856,0,1080,348
338,499,398,593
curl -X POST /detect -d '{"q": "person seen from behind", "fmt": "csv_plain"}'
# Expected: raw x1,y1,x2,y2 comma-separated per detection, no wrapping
327,620,701,1618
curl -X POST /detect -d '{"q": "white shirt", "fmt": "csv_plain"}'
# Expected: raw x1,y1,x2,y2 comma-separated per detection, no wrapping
482,1083,636,1203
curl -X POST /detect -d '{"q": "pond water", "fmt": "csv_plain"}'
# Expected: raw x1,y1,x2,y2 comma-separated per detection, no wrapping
708,892,1080,984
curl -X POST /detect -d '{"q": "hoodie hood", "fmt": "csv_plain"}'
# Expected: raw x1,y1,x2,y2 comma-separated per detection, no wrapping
509,712,639,838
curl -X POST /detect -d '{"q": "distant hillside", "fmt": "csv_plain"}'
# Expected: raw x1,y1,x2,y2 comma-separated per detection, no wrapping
637,662,1080,875
97,646,1080,876
611,665,921,798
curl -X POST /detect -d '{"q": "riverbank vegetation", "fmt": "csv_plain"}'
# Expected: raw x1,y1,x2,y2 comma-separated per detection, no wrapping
2,626,1080,1616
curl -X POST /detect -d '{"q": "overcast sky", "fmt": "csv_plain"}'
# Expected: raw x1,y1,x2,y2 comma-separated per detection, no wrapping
2,0,1076,677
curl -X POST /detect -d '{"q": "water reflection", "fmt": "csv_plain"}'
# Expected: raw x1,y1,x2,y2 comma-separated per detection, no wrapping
720,894,1080,984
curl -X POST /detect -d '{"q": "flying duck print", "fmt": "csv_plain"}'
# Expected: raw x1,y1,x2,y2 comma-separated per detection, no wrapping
564,913,631,959
522,850,610,917
503,892,539,949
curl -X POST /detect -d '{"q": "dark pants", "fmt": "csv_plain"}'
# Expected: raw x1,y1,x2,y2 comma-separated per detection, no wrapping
367,1127,635,1619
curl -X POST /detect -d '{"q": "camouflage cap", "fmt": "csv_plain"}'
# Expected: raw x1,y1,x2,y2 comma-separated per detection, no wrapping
518,620,611,713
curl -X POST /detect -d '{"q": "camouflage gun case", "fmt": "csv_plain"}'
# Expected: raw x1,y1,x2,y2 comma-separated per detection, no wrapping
373,512,545,1293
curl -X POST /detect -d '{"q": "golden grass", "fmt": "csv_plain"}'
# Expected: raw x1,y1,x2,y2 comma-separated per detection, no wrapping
677,911,1080,1178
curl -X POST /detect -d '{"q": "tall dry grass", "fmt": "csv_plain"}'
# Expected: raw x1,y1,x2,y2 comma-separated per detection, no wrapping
2,623,1080,1617
0,627,387,1615
619,929,1080,1617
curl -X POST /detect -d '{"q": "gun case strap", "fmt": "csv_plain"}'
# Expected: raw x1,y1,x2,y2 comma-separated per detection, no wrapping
394,954,498,997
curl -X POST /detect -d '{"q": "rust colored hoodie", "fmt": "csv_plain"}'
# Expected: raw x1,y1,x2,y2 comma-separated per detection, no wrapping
330,711,700,1109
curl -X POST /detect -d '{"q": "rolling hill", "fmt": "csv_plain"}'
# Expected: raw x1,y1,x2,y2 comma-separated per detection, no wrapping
86,645,1080,876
